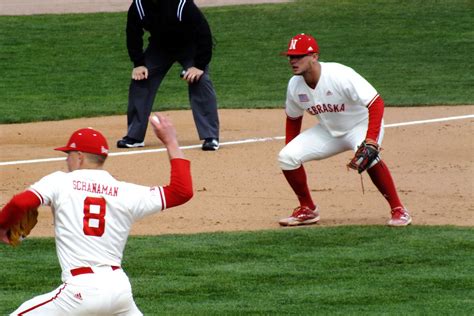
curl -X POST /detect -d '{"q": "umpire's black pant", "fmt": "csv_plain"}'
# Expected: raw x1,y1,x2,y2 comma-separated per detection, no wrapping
126,46,219,142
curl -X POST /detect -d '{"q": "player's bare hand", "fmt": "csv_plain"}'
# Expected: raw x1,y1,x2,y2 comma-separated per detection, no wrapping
182,67,204,84
149,113,176,144
132,66,148,80
149,113,184,159
0,228,10,245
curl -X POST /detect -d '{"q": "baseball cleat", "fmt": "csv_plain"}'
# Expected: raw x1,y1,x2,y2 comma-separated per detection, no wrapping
387,207,412,227
117,137,145,149
202,138,219,151
279,205,320,226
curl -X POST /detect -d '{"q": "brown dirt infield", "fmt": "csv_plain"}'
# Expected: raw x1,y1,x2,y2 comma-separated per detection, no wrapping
1,106,473,238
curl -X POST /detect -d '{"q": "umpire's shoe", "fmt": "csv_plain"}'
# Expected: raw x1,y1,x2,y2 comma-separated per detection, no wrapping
202,138,219,151
117,137,145,148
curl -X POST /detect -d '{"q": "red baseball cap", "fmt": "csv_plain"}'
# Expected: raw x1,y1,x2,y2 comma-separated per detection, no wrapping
55,128,109,157
283,33,319,56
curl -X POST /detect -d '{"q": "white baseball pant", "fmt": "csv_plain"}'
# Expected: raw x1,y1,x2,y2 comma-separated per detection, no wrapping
11,267,142,316
278,120,384,170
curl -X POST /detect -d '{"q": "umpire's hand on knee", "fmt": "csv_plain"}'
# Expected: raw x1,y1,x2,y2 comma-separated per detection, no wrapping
132,66,148,80
182,67,203,84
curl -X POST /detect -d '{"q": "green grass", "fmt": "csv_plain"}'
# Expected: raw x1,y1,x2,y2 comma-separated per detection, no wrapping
1,226,473,315
0,0,472,123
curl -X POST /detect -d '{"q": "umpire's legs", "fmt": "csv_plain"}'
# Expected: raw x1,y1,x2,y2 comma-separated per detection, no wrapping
126,50,172,142
187,66,220,140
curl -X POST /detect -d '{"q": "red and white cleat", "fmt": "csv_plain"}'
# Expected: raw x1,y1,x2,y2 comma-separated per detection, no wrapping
387,207,412,227
279,205,320,226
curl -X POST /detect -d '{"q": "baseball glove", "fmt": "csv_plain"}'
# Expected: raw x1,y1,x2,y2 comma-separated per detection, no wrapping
7,208,39,246
347,140,380,174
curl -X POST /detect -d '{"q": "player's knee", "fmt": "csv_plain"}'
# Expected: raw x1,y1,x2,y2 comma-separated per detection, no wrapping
278,147,301,170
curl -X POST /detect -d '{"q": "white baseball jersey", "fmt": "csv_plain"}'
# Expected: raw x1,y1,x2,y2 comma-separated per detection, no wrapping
286,62,379,137
29,169,165,281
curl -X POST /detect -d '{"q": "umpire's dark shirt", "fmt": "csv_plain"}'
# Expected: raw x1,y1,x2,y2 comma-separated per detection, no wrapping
126,0,213,70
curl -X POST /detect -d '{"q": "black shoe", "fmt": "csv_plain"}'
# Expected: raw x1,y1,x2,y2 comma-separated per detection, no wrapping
117,137,145,148
202,138,219,151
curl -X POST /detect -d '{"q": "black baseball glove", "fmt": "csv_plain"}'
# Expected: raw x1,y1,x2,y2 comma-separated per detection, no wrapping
347,140,380,174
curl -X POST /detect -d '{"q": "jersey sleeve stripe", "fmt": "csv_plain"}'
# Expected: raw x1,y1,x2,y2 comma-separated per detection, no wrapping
177,0,187,21
28,188,44,205
159,186,166,210
135,0,145,20
366,94,380,108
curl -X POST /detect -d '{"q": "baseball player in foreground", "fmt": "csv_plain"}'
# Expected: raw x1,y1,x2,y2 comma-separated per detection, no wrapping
278,33,412,227
0,114,193,315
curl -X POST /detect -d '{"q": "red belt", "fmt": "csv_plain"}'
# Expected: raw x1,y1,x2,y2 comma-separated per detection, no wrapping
70,266,120,276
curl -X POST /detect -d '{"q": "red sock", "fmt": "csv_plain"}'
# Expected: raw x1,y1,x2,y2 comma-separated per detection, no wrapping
283,166,315,210
367,160,403,209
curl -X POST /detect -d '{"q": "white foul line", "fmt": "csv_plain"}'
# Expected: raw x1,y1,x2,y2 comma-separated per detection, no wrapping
1,114,472,167
384,114,473,127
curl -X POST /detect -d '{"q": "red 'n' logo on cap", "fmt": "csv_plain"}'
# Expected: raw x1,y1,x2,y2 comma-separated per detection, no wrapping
289,39,298,50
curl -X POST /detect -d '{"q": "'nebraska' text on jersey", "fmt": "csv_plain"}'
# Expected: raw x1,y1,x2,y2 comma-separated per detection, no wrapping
286,62,379,137
306,103,345,115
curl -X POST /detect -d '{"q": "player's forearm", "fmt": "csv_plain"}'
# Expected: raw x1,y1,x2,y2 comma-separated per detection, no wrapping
166,141,185,160
285,116,303,144
0,191,40,229
0,200,25,229
163,159,193,208
366,96,384,141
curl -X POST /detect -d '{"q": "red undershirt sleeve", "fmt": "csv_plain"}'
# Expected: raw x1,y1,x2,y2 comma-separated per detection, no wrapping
0,190,41,229
162,158,193,209
366,95,385,142
286,116,303,144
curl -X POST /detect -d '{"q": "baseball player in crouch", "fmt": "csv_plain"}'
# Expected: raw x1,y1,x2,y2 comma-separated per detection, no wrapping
278,33,412,227
0,114,193,315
